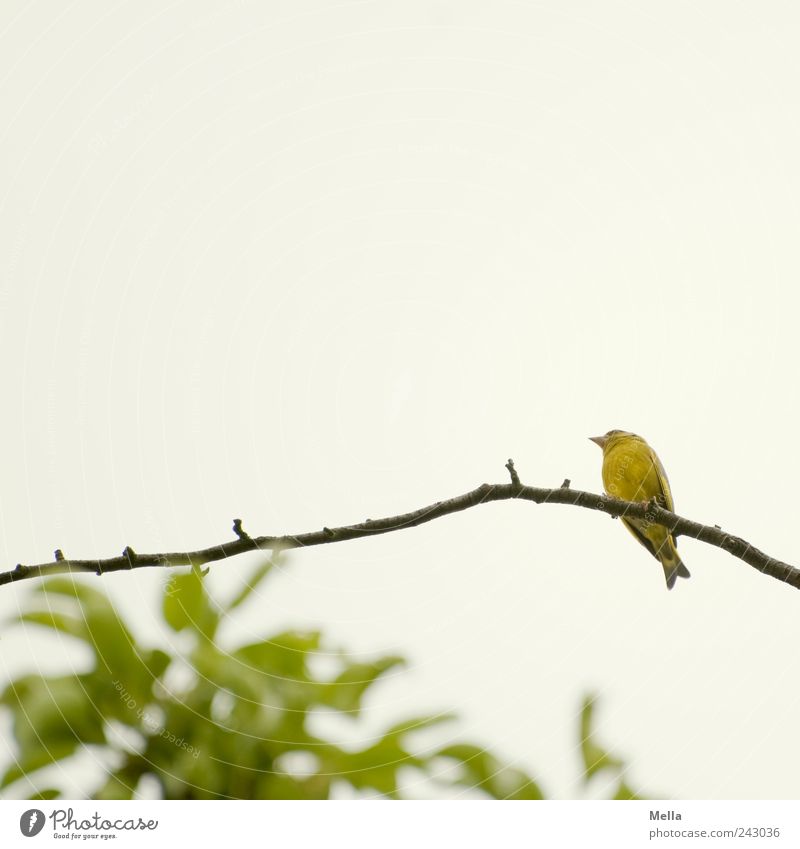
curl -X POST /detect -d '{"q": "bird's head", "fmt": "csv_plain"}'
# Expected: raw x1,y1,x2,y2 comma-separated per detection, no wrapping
588,429,637,451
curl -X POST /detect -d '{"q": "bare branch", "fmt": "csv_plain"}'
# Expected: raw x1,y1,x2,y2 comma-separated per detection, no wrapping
1,470,797,590
505,458,521,487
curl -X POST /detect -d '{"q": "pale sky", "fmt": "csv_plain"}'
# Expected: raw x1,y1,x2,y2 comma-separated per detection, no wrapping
1,0,800,799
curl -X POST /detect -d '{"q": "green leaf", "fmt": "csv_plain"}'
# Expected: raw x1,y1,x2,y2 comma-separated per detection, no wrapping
580,695,622,781
1,674,106,788
226,558,276,613
31,788,61,800
614,779,644,800
144,648,172,681
320,716,457,798
257,772,329,800
93,754,152,800
235,631,321,677
29,578,147,696
333,743,407,797
435,743,545,799
33,577,113,606
191,639,266,708
94,772,137,800
232,631,323,711
318,656,405,716
1,740,78,789
163,569,217,637
18,610,88,642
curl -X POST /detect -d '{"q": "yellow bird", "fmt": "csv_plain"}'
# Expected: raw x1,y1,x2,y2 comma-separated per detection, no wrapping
589,430,690,590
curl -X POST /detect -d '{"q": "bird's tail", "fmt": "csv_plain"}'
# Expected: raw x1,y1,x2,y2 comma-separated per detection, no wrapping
660,540,690,590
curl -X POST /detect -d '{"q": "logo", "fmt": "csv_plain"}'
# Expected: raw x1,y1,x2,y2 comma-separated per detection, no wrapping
19,809,45,837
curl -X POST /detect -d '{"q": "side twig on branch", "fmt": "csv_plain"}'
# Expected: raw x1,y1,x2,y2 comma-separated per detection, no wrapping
0,460,797,590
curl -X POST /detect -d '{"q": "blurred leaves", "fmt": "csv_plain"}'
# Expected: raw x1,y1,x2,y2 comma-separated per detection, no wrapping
317,655,405,716
580,695,622,780
579,695,643,800
0,560,551,800
1,559,646,799
163,568,218,638
435,743,544,799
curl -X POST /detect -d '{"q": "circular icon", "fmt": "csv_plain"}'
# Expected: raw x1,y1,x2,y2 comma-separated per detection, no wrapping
19,809,45,837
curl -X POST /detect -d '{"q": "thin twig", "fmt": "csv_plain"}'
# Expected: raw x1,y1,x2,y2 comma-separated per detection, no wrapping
0,470,797,590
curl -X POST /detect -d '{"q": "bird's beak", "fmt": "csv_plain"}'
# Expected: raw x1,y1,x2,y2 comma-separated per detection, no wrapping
589,435,607,449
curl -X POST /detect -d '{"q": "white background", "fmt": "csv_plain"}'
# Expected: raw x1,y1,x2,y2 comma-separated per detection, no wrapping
1,0,799,799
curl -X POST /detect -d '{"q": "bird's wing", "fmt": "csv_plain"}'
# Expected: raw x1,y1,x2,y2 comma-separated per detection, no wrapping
650,448,675,511
620,517,660,561
649,446,678,549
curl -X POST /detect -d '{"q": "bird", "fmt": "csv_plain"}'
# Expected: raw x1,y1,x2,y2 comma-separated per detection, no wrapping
589,430,690,590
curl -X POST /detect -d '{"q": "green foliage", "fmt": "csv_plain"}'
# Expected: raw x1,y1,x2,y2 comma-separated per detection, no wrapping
0,560,647,800
435,743,544,799
579,695,644,800
0,560,547,799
